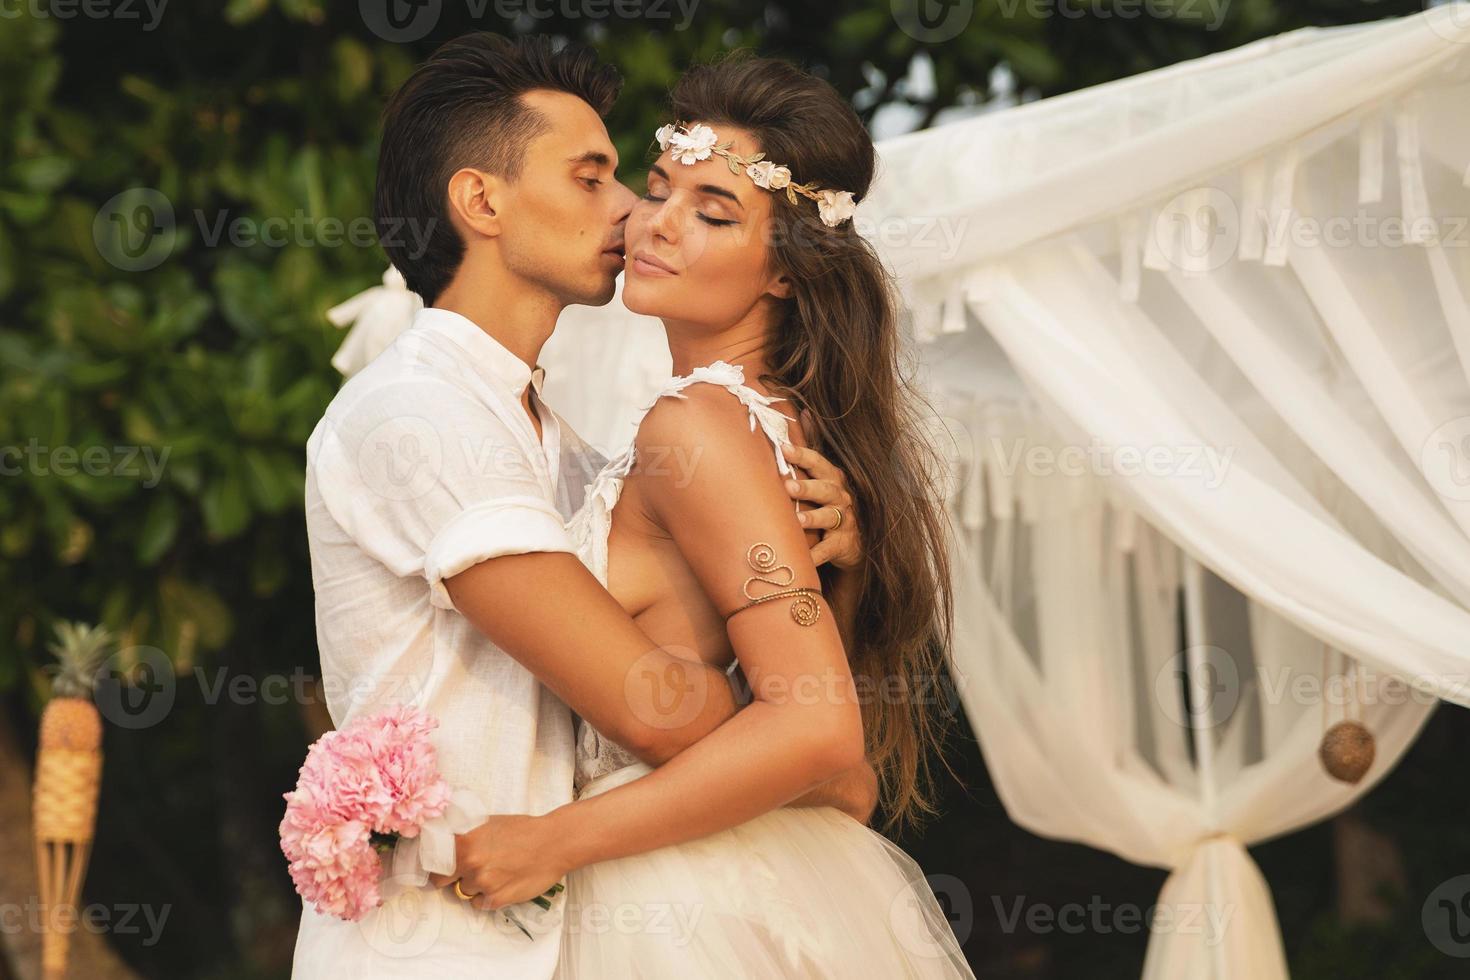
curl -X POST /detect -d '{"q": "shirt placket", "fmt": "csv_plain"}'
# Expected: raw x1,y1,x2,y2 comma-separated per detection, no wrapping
531,387,562,502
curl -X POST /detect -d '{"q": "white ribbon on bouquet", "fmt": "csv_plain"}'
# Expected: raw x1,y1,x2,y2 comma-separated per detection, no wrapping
378,786,564,938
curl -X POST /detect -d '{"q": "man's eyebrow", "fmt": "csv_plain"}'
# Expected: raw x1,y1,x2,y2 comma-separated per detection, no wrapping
648,163,744,209
568,150,613,167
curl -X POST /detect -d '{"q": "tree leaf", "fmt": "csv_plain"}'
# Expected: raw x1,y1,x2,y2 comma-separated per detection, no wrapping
136,493,179,565
11,155,73,193
201,469,251,540
223,0,270,25
241,446,297,513
159,577,233,651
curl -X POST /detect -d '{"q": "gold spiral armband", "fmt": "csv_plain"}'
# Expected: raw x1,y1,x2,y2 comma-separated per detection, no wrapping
725,543,822,627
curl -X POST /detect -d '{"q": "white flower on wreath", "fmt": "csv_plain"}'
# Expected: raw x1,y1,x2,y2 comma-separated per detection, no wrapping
815,189,857,227
669,123,718,165
746,160,791,190
654,123,677,151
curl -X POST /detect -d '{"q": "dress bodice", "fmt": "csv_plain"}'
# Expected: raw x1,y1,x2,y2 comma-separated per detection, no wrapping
567,360,796,794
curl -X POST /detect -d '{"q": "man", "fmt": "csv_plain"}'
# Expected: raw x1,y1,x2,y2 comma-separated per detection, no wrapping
293,34,870,976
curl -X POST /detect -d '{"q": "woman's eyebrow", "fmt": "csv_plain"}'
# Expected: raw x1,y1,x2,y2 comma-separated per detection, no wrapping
698,184,744,208
648,163,744,209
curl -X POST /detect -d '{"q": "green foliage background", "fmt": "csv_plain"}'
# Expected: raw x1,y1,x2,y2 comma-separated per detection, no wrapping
1,0,1457,977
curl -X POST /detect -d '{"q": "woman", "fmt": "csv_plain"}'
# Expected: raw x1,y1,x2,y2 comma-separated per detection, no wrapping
473,55,972,977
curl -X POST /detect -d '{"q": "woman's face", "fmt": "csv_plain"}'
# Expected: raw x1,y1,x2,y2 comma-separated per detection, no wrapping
622,122,790,327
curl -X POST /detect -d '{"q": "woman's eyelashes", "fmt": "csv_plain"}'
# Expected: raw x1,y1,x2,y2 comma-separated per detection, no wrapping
640,191,737,227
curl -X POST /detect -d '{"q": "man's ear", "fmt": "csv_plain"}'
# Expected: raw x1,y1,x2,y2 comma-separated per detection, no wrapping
446,167,503,240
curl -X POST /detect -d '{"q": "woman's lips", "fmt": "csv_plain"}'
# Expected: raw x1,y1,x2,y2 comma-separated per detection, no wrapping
631,251,677,277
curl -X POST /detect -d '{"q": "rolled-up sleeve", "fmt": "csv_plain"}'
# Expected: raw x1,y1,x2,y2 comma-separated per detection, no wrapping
423,495,572,609
307,376,574,612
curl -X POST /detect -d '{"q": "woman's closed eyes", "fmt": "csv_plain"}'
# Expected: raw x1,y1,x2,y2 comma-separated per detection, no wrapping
642,181,739,227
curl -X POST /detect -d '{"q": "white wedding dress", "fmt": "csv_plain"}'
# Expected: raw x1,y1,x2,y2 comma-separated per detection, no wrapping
555,361,975,979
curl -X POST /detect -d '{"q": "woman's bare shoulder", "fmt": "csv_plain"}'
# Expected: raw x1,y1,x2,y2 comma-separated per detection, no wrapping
631,381,793,504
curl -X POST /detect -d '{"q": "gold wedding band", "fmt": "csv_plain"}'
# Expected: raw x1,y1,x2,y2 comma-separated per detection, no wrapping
830,506,844,530
453,879,474,902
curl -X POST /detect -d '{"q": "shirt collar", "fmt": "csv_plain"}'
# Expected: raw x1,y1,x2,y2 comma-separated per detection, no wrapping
413,307,546,397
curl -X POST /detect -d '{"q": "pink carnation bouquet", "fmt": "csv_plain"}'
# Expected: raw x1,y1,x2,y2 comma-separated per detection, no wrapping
280,704,564,934
279,704,454,920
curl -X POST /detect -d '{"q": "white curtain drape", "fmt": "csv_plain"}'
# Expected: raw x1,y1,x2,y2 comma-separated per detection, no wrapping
326,8,1470,976
881,8,1470,977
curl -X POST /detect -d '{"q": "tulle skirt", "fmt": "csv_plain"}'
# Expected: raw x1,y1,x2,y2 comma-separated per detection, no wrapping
555,763,975,979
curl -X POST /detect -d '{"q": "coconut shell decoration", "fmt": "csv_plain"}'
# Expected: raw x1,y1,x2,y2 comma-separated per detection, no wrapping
1319,719,1376,784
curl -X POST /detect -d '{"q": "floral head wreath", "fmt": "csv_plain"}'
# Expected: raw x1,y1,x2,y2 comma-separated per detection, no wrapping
653,121,858,228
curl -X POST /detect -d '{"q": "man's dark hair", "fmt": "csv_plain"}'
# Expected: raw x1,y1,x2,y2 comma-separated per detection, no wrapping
374,33,622,304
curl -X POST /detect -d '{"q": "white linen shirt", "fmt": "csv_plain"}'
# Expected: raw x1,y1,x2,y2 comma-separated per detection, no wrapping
291,307,604,978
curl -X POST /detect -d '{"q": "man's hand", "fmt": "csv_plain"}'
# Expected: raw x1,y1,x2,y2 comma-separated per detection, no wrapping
788,758,879,825
427,815,570,912
782,441,861,570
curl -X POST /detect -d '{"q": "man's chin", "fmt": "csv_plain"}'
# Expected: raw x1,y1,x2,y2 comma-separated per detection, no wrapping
564,274,619,309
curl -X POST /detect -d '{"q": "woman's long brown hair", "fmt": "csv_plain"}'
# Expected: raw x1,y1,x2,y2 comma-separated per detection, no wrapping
670,55,957,833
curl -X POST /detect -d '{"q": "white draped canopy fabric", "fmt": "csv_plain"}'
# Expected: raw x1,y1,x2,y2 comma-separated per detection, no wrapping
327,9,1470,976
872,10,1470,976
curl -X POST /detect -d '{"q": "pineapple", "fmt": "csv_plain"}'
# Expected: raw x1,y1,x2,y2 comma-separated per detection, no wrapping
38,622,109,752
34,621,111,980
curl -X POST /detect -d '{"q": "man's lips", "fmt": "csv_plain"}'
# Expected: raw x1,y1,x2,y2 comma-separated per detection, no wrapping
601,243,625,265
630,250,677,276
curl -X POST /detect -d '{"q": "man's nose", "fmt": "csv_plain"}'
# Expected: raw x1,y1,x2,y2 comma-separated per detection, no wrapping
612,181,637,225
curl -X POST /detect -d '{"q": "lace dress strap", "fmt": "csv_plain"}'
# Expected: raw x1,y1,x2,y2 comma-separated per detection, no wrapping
644,360,797,479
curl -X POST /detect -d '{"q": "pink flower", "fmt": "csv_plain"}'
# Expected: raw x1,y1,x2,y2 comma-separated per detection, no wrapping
279,705,453,920
344,704,452,836
281,818,382,920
